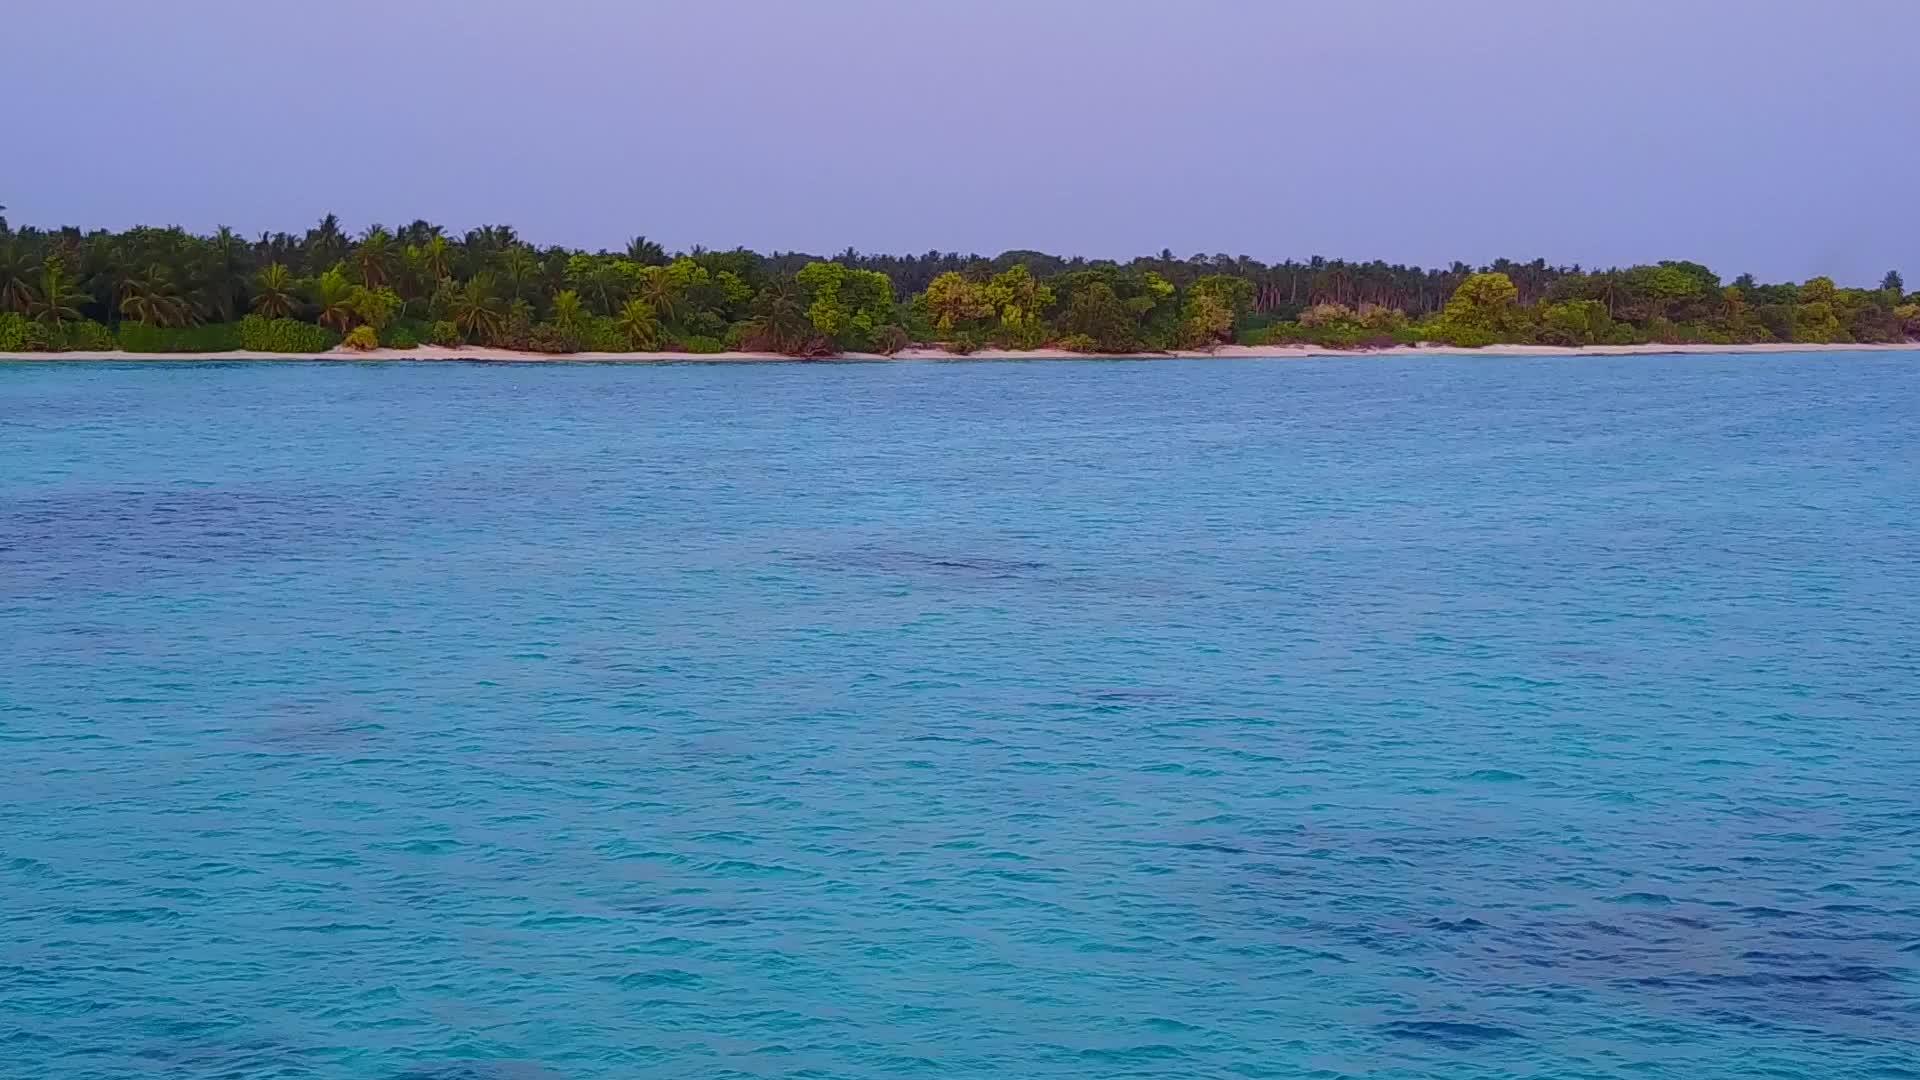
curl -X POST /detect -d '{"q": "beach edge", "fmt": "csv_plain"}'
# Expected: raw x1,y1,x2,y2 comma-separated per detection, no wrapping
2,341,1916,364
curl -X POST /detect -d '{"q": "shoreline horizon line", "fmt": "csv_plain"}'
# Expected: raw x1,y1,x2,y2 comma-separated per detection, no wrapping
3,341,1916,365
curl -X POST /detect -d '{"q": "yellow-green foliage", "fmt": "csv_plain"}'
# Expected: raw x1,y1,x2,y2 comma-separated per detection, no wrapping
1298,303,1356,328
1536,300,1615,346
923,272,992,337
9,319,116,351
348,286,402,331
796,261,895,351
616,299,661,349
1432,272,1521,347
984,265,1054,349
1792,277,1847,343
239,315,338,352
1179,291,1233,349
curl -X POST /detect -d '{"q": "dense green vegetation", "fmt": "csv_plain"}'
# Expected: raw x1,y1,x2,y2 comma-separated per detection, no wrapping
1,213,1913,355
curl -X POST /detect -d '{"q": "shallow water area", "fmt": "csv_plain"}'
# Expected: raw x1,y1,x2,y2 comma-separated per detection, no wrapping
2,353,1917,1079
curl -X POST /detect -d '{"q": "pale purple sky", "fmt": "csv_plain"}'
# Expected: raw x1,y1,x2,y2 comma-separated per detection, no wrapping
8,0,1914,283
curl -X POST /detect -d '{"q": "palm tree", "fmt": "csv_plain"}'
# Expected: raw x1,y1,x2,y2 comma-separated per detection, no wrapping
355,225,394,288
118,263,192,327
551,288,585,332
626,235,666,266
639,265,682,324
421,235,452,281
311,268,355,332
395,244,432,311
205,225,249,321
307,213,346,262
0,240,35,313
742,279,814,354
570,262,627,316
449,274,506,343
28,258,88,326
498,246,542,306
253,263,296,318
397,219,443,247
76,237,127,324
465,225,517,257
616,298,660,349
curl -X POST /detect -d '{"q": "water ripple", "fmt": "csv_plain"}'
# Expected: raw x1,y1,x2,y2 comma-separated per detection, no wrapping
2,355,1918,1079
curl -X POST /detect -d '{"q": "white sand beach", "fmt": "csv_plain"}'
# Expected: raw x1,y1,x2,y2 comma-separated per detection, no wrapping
2,342,1914,364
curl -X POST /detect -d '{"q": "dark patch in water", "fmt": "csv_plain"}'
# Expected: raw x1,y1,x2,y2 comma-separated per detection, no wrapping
394,1063,566,1080
133,1035,301,1075
1379,1020,1525,1048
1176,841,1248,855
242,700,386,752
0,487,375,567
1084,687,1178,702
789,546,1047,581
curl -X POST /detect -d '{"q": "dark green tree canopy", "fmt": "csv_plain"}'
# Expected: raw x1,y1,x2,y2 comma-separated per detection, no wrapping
0,215,1910,355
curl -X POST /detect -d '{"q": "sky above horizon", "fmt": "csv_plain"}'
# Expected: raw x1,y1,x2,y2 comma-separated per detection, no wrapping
7,0,1915,284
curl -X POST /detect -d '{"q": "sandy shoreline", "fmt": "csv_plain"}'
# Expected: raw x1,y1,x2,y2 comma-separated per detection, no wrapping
1,341,1914,364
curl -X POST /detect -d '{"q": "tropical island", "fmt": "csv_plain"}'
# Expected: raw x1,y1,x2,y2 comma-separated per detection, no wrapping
1,214,1914,360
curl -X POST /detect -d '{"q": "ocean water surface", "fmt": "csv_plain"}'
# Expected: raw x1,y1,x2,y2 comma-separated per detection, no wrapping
2,353,1917,1080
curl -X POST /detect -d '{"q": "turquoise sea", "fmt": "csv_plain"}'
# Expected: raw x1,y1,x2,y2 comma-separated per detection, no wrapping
2,354,1917,1080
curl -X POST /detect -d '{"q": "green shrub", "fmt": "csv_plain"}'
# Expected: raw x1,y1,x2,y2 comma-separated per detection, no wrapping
63,320,116,350
1237,322,1310,347
0,312,31,351
577,315,627,352
1231,312,1284,343
344,325,379,350
118,322,244,353
1311,324,1366,349
382,319,428,349
116,323,168,352
1440,325,1498,348
673,335,726,354
238,315,339,352
13,319,117,352
683,310,728,340
1643,317,1684,344
429,320,462,347
526,322,581,354
1056,333,1100,353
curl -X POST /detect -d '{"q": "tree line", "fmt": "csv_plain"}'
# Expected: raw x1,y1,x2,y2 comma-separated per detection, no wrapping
0,213,1914,355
